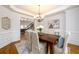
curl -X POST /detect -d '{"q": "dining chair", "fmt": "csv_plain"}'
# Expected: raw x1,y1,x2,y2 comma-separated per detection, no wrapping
25,30,32,53
25,30,40,54
54,33,69,54
54,36,65,54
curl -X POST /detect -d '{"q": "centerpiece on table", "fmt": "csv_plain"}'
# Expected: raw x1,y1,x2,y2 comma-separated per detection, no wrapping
36,25,44,35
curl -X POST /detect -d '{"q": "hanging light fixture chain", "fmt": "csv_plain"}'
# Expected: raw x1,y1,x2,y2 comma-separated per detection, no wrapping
35,5,43,22
38,5,40,17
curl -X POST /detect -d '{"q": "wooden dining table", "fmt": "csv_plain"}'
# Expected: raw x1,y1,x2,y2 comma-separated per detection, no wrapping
39,33,58,54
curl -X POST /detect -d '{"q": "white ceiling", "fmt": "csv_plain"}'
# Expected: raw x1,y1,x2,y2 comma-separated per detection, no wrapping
13,5,58,15
10,5,70,17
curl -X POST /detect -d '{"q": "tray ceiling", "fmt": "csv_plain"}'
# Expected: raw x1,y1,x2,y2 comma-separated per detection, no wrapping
10,5,70,16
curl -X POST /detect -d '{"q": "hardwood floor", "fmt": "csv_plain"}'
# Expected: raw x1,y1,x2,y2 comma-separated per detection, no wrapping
21,32,27,40
0,43,18,54
68,43,79,54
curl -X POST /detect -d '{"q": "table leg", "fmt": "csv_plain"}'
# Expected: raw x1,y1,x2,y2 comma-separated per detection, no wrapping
47,43,54,54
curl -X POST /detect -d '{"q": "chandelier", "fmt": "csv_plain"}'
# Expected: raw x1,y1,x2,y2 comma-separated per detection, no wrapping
35,5,43,22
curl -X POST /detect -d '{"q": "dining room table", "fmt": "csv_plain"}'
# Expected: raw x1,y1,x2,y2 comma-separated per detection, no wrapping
38,33,58,54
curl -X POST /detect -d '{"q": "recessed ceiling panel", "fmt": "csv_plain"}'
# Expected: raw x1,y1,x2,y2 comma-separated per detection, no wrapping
10,5,70,16
13,5,59,15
